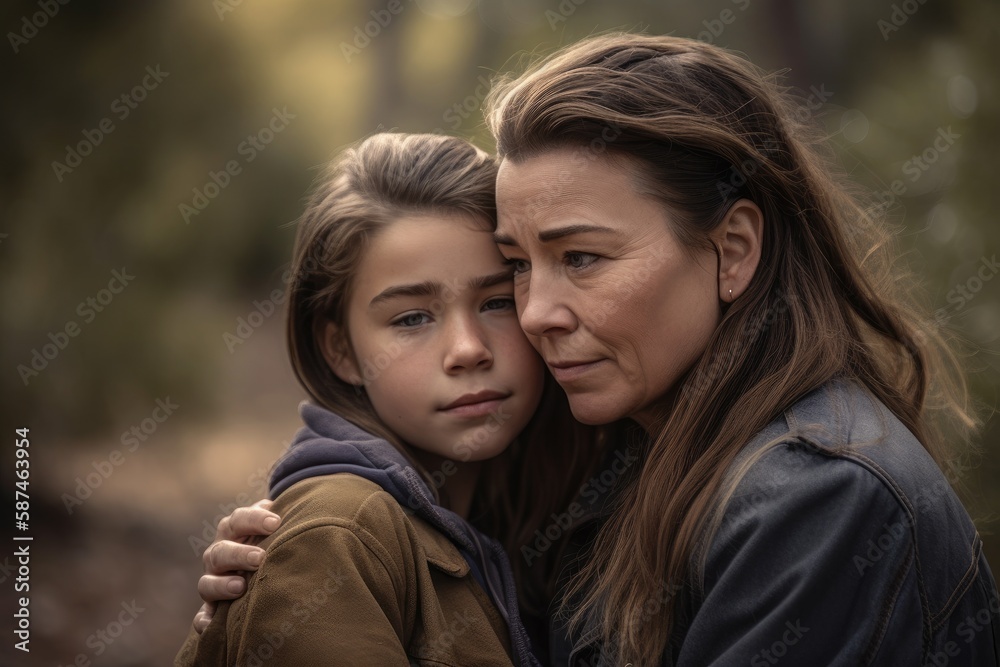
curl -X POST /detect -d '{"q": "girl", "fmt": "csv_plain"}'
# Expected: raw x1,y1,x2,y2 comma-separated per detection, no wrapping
175,132,598,666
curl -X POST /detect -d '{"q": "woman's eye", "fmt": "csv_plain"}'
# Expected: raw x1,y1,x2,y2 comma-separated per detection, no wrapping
504,257,530,274
565,252,599,270
482,297,515,312
392,312,430,328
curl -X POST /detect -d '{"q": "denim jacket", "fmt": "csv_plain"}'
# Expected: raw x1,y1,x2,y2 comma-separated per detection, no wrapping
556,380,999,666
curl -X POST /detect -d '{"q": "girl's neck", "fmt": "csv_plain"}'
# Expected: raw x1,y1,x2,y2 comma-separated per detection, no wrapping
409,449,484,519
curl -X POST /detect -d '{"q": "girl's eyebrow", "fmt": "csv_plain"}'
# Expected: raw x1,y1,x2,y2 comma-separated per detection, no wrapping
369,269,514,308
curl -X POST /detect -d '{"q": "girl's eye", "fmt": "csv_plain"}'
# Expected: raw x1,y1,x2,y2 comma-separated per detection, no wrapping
392,312,430,328
565,252,600,270
482,296,515,312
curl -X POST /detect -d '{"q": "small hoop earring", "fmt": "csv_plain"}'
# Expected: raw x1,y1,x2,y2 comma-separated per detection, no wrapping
729,288,733,301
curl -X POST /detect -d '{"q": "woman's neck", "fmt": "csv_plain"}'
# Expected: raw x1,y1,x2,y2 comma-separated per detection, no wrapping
631,384,682,434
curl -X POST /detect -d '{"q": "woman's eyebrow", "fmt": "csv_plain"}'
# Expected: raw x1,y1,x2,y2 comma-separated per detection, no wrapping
369,269,514,308
494,224,622,246
537,224,622,242
493,231,517,246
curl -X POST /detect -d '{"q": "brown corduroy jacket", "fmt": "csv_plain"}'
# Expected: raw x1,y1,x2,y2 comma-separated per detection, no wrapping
175,474,514,666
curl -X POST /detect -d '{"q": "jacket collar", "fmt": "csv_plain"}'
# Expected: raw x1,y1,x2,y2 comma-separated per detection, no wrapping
407,510,471,577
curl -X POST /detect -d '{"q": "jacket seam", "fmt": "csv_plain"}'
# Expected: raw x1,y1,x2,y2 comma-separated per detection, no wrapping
863,546,914,665
265,514,405,601
232,522,402,663
826,449,934,659
929,536,981,633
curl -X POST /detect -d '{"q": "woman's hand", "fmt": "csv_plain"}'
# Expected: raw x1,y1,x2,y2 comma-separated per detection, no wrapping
192,498,281,634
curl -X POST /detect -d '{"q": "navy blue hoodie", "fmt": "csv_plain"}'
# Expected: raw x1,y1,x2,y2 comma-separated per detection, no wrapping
269,402,542,667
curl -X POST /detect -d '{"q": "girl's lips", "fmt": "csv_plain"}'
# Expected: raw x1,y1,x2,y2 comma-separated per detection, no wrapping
439,397,506,418
548,359,606,383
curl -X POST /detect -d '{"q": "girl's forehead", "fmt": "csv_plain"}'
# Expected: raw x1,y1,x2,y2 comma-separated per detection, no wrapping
355,214,509,297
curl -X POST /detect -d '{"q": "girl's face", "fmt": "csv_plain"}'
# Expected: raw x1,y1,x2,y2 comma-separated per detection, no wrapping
494,148,722,427
328,213,545,463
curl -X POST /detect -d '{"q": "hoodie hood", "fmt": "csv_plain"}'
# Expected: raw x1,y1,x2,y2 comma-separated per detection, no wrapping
269,402,541,667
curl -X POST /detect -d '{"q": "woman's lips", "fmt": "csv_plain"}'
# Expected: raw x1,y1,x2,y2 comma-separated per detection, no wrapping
547,359,606,383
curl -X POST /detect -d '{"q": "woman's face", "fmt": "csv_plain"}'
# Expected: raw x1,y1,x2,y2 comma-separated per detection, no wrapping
494,148,722,427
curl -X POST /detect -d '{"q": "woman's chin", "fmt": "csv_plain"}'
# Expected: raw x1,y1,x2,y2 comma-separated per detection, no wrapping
566,395,628,426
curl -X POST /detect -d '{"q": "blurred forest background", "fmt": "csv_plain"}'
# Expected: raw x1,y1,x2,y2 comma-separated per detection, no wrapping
1,0,997,664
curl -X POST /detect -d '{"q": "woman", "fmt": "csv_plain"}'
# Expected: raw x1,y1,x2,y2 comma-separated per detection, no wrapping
193,33,999,665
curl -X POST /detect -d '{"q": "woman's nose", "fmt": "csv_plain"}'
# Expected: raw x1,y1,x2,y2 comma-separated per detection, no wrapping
517,273,577,338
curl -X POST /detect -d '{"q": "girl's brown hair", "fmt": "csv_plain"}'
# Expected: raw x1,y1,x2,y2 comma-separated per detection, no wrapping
486,33,977,664
285,132,601,613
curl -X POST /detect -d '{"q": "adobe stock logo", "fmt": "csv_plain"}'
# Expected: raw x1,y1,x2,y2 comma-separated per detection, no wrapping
62,397,180,514
179,107,295,224
16,268,136,386
51,65,170,182
7,0,70,54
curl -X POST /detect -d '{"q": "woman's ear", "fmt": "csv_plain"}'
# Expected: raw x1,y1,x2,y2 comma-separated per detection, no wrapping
713,198,763,302
320,322,363,386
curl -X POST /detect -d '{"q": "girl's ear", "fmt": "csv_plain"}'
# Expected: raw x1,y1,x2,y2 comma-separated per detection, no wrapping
320,321,363,386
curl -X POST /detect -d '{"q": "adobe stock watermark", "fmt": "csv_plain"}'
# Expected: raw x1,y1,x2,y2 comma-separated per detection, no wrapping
223,256,318,353
521,448,637,566
661,82,834,203
684,289,799,401
51,65,170,182
432,74,492,133
16,267,135,386
712,441,819,536
452,405,514,462
874,126,960,213
417,610,478,658
346,271,489,389
750,619,810,666
404,406,515,512
693,0,752,44
340,0,413,63
545,0,587,30
522,120,624,221
539,243,670,365
7,0,71,54
927,594,1000,666
58,599,145,667
213,0,244,21
179,106,296,224
61,397,180,514
854,456,972,576
188,466,271,556
571,578,685,666
932,255,999,327
878,0,929,41
238,567,347,666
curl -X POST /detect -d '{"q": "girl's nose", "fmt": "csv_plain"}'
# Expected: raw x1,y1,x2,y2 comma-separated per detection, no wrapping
443,318,494,373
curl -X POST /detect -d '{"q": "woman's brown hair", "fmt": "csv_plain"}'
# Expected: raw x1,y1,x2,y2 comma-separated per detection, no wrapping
285,131,601,614
486,33,978,664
